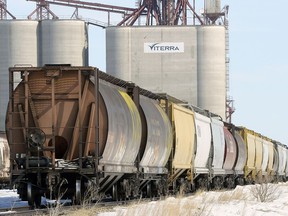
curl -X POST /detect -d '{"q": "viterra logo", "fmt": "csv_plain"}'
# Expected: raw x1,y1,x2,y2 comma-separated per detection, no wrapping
144,42,184,53
148,43,180,51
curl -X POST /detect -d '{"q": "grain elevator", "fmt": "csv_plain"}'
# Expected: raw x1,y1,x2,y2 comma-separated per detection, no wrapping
106,0,229,120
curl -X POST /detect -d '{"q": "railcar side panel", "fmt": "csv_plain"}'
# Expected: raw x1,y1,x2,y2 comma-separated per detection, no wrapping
272,146,279,175
233,131,247,173
99,83,142,171
246,132,256,178
277,144,287,176
254,135,263,175
267,140,274,176
210,118,225,174
194,113,211,173
139,96,173,173
223,127,237,172
172,104,196,169
261,139,269,175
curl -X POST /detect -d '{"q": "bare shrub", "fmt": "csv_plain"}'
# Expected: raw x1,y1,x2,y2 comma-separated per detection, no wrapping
250,183,280,202
81,183,102,208
46,198,65,216
61,183,106,216
41,179,69,216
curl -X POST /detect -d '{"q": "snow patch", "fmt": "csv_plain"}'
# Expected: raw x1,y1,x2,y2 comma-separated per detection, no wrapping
97,183,288,216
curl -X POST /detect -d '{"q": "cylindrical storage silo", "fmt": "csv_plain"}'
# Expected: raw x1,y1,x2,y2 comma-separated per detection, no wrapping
39,20,88,66
197,26,226,119
106,26,198,105
106,27,131,81
0,20,38,131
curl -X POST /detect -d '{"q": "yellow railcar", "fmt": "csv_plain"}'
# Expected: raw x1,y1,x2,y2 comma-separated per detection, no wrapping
170,103,196,183
254,132,264,181
237,127,256,183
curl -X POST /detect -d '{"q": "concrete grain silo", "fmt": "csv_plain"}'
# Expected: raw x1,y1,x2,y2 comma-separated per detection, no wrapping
197,26,226,119
39,19,88,66
106,0,228,119
106,26,198,106
106,25,227,119
0,20,38,131
0,19,89,132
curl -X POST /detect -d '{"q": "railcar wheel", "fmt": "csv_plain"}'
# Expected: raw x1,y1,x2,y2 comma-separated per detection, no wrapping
179,182,187,195
212,177,223,190
122,179,130,199
197,177,210,190
191,183,196,192
225,177,235,189
245,176,253,185
158,178,168,196
132,180,140,198
146,182,152,198
75,180,82,205
112,184,118,201
236,178,245,186
27,182,41,209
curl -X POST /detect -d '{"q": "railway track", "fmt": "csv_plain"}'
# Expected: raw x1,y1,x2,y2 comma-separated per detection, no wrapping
0,198,154,215
0,206,47,215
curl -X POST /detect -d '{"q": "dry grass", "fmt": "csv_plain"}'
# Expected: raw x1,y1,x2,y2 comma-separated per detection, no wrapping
62,206,115,216
36,183,285,216
43,191,231,216
217,186,247,202
230,187,247,200
194,189,205,196
217,191,232,202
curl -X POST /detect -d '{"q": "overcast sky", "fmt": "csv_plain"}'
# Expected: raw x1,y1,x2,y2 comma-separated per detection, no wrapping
6,0,288,144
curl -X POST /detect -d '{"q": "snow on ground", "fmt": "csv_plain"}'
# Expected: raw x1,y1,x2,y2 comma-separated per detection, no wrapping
1,183,288,215
0,189,27,209
97,182,288,216
0,189,69,210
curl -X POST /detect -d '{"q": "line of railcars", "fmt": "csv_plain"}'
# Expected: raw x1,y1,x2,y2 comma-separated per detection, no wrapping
4,65,288,208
